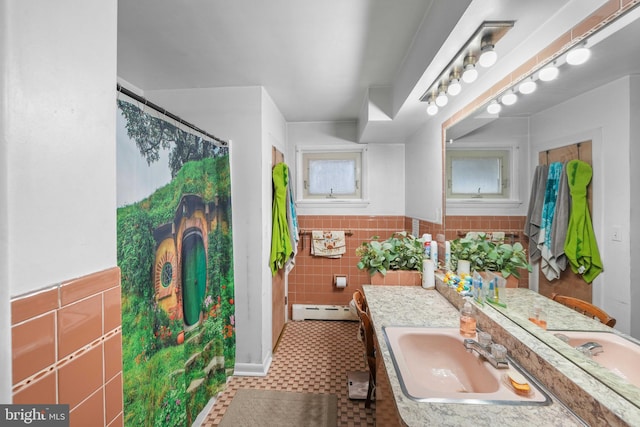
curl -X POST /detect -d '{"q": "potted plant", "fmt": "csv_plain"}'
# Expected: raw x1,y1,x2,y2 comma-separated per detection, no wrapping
449,235,490,275
450,233,532,280
482,240,532,280
356,231,424,285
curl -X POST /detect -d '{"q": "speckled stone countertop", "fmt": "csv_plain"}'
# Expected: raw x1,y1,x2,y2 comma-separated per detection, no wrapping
363,285,585,427
493,287,640,412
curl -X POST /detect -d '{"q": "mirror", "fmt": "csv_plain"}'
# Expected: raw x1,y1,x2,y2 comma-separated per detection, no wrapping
443,8,640,409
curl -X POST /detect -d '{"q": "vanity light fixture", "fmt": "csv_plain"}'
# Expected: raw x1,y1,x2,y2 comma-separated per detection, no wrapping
539,62,559,81
478,30,600,125
462,55,479,83
419,21,514,115
518,77,537,95
566,44,591,65
486,100,502,114
501,90,518,106
447,70,462,96
478,36,497,68
435,84,449,107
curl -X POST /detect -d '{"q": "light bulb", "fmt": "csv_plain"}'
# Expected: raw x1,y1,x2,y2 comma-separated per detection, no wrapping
539,64,559,81
448,79,462,96
426,102,438,116
567,46,591,65
501,91,518,106
462,67,477,83
519,79,537,95
435,91,448,107
462,55,478,83
487,101,501,114
478,44,497,67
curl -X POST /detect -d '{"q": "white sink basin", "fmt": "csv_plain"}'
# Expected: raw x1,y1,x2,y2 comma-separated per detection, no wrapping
383,326,550,404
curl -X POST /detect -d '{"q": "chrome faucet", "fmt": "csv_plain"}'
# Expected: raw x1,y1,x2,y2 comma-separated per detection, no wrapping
463,338,509,369
575,341,604,356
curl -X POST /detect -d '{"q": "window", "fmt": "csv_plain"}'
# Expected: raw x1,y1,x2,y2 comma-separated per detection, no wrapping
446,149,510,199
297,147,366,202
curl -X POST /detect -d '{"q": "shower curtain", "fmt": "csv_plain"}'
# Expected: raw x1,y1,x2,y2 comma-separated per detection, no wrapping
116,97,235,426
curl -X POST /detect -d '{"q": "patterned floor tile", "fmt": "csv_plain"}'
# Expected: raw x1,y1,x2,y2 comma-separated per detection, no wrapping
201,320,375,426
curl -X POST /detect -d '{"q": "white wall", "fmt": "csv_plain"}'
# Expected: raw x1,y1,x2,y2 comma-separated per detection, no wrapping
146,86,285,375
404,118,443,224
530,77,633,335
629,75,640,338
0,0,118,401
260,88,287,369
0,0,9,402
446,117,530,217
287,122,405,216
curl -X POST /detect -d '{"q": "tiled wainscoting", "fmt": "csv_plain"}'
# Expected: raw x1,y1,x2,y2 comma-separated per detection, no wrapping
288,215,528,316
11,267,123,427
444,215,526,241
288,215,444,316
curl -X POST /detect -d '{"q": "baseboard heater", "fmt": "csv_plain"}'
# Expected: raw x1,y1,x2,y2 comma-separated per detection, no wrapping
292,304,358,321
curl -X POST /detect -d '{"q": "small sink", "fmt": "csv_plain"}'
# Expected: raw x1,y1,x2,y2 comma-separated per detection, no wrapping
552,330,640,387
382,326,551,405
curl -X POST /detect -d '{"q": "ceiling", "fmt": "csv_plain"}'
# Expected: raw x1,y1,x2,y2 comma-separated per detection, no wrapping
117,0,434,123
117,1,639,141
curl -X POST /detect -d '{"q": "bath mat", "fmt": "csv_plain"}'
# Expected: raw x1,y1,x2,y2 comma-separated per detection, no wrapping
347,371,369,400
219,389,337,427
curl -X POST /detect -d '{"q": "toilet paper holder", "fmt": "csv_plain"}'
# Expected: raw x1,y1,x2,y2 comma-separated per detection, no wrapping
334,274,348,288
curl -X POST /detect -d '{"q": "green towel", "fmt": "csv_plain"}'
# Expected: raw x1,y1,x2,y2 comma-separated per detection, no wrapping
564,160,602,283
270,163,293,275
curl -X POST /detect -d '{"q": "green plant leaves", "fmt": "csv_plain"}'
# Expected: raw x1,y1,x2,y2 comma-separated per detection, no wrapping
356,232,425,276
449,234,532,278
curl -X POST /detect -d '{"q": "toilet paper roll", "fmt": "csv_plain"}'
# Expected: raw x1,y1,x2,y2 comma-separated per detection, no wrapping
335,276,348,288
422,259,435,289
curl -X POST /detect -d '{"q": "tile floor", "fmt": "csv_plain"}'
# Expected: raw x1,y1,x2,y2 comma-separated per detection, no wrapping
202,320,375,426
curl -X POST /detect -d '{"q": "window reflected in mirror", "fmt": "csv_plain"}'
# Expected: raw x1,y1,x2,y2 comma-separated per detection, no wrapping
446,149,510,199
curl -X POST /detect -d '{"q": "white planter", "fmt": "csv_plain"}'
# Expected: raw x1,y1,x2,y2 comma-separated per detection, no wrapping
457,260,471,276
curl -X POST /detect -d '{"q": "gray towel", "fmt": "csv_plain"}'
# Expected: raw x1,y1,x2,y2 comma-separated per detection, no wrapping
541,162,570,280
524,164,548,262
538,162,562,280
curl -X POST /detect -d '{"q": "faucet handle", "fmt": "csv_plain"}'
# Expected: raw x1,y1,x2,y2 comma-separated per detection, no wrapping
491,343,507,360
478,331,492,347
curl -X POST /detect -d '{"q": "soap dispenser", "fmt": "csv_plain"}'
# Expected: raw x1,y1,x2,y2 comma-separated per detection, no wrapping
459,299,477,338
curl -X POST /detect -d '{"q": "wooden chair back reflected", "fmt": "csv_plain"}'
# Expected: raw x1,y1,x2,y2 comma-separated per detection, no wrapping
352,290,376,408
551,293,616,327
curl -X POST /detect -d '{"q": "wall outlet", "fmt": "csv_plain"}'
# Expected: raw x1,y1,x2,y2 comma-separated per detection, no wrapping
612,226,622,242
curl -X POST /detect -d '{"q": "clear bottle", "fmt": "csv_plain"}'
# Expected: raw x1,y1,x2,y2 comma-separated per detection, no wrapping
528,304,548,330
460,300,477,337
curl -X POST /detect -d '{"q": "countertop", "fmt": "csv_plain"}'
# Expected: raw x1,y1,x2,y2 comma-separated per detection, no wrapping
363,285,585,426
493,287,640,410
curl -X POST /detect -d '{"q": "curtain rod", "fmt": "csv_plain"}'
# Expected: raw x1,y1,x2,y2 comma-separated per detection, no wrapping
116,84,229,146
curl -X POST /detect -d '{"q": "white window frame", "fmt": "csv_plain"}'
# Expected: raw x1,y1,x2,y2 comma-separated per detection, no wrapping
445,146,520,207
295,145,368,207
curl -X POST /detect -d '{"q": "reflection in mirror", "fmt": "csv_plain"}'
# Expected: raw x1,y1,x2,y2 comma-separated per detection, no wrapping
446,149,510,200
488,288,640,408
443,7,640,410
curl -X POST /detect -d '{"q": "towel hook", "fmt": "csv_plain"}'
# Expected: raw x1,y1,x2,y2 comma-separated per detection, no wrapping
576,143,581,160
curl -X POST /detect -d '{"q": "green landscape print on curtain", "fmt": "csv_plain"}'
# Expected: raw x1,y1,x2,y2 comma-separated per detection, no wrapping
116,97,235,426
